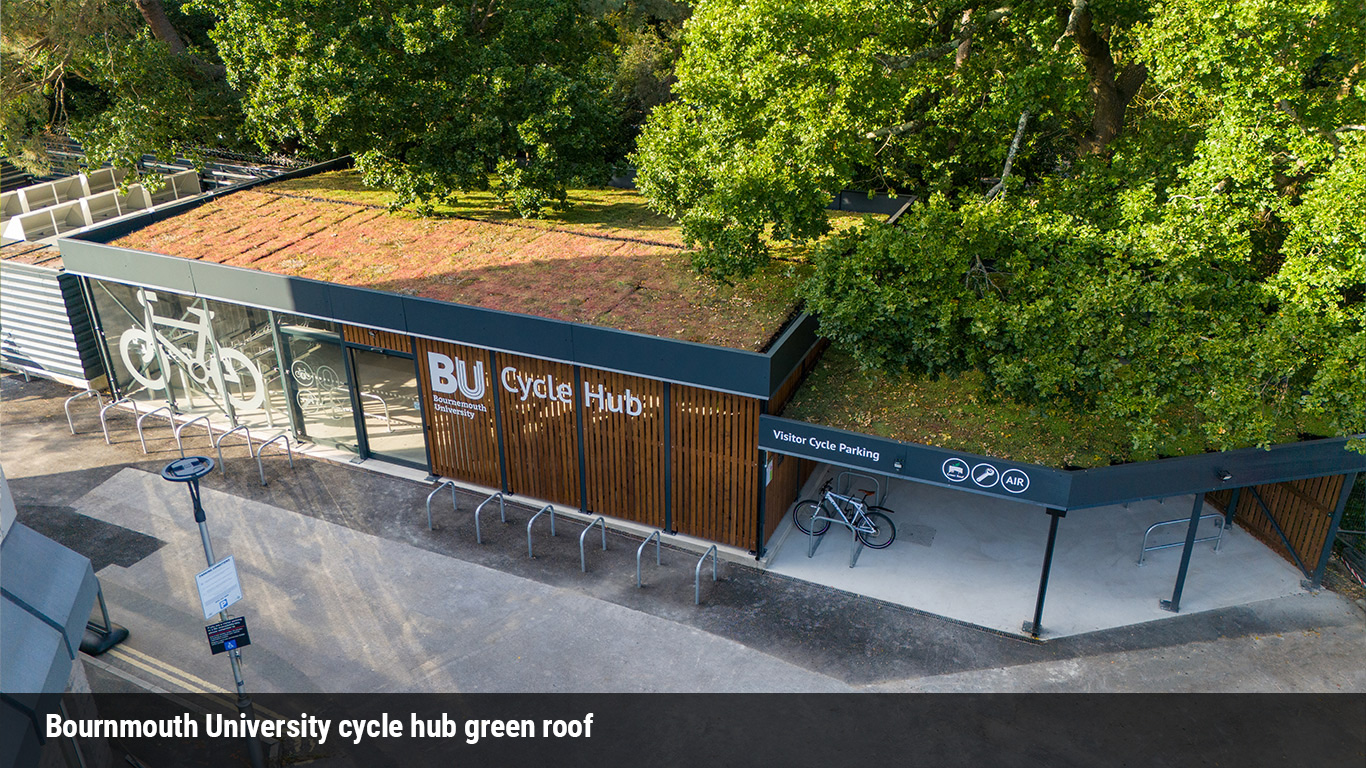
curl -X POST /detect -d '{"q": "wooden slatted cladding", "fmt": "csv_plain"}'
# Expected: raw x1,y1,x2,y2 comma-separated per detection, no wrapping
342,324,412,353
581,368,665,528
498,353,580,506
414,337,500,487
1209,475,1347,574
763,453,818,544
671,384,761,550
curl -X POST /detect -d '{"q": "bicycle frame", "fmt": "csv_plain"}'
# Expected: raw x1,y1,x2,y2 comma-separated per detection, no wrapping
815,489,878,536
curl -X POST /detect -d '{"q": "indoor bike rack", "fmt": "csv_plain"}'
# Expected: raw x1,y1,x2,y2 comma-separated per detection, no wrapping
255,434,293,486
636,531,663,587
579,516,607,573
99,397,141,444
425,480,457,531
136,406,174,454
695,545,719,605
358,392,394,432
174,415,214,457
526,505,557,558
64,389,104,435
473,491,506,543
214,425,252,473
1138,514,1227,566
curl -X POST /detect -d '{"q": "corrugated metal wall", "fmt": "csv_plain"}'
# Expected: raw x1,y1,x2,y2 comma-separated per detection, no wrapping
0,262,103,385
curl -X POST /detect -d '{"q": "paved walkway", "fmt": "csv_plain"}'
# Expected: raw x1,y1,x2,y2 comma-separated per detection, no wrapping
766,467,1305,637
5,372,1365,694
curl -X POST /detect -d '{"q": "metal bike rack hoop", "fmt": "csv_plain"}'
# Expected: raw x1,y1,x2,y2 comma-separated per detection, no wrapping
526,504,557,559
1138,514,1226,565
174,414,215,457
837,470,885,506
214,425,252,472
99,397,141,445
255,434,293,486
695,545,719,605
425,480,457,531
136,406,174,454
358,392,393,432
579,516,607,573
64,389,104,435
636,531,663,588
473,491,506,543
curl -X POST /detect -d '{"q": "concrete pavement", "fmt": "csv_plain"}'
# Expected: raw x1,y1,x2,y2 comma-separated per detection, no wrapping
5,372,1365,694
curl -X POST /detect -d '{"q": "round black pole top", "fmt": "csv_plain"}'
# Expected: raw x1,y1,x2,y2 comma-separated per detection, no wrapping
161,456,215,482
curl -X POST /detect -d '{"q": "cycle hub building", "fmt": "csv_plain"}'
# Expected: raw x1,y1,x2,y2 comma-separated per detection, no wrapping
31,161,1366,638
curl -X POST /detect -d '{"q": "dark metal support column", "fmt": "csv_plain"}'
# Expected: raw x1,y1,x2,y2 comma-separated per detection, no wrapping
1024,508,1066,638
573,366,588,512
1222,487,1241,528
662,381,673,534
489,351,509,493
1160,492,1206,613
1306,472,1358,590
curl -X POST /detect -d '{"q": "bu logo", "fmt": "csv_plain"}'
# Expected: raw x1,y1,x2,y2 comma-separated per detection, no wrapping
427,352,486,399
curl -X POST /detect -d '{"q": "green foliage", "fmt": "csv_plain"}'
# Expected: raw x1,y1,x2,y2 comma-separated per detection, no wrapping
643,0,1365,452
197,0,620,216
1,0,247,176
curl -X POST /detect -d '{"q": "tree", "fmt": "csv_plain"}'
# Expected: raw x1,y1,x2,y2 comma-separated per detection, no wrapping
197,0,622,215
1,0,246,176
639,0,1366,453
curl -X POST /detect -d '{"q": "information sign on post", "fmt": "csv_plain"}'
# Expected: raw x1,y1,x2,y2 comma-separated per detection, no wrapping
195,555,244,621
206,616,252,655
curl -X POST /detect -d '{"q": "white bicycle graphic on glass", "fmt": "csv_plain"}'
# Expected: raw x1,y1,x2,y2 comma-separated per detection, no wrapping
118,289,266,412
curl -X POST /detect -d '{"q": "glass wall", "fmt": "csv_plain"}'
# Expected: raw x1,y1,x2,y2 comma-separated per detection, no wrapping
88,279,359,457
350,348,427,466
274,313,359,453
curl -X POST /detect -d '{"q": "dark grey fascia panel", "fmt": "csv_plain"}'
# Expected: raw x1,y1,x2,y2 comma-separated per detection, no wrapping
759,415,1073,508
1067,437,1366,510
766,313,820,398
58,239,196,293
187,260,333,318
403,295,575,359
571,323,770,397
324,283,407,331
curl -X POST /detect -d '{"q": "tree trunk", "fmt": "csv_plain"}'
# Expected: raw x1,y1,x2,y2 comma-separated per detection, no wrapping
134,0,187,55
1072,8,1146,154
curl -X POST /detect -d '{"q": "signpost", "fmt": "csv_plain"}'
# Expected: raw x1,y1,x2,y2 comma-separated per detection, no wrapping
162,457,266,768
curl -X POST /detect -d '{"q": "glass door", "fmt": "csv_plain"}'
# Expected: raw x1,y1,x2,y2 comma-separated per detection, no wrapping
350,347,429,468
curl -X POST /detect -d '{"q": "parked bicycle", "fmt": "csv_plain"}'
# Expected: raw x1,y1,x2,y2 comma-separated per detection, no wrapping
792,482,896,548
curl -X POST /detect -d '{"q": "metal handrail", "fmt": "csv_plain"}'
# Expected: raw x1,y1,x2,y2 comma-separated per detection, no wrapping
136,406,174,454
526,504,556,558
837,470,884,506
64,389,104,434
358,392,393,432
695,545,719,605
425,480,457,531
1138,514,1226,565
636,531,662,588
255,434,293,486
579,516,607,572
214,425,252,472
473,491,506,543
99,397,141,444
174,414,214,457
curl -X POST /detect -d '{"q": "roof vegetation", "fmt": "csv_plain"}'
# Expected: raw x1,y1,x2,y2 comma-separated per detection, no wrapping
781,348,1331,469
110,170,860,351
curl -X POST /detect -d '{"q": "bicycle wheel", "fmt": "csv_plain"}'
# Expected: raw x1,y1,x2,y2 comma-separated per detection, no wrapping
791,500,830,536
857,510,896,549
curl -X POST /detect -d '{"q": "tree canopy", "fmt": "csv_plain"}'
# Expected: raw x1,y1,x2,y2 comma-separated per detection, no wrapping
635,0,1366,453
